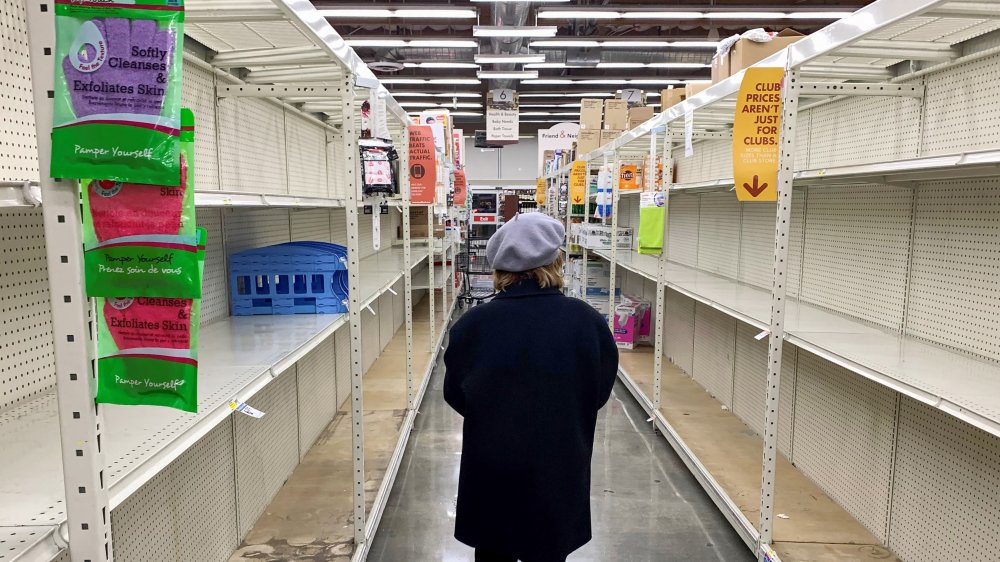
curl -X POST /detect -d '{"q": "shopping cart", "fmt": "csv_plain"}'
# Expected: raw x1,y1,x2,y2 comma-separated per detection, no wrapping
457,234,495,308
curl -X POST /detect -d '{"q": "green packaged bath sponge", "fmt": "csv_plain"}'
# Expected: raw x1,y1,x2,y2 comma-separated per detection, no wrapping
80,108,198,298
52,0,185,185
95,227,205,412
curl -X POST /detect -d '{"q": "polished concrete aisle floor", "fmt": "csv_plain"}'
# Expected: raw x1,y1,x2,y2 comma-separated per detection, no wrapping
367,334,754,562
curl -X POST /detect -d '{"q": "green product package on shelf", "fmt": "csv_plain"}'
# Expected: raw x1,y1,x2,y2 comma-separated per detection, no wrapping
81,107,198,298
96,227,205,412
638,190,665,255
52,0,185,186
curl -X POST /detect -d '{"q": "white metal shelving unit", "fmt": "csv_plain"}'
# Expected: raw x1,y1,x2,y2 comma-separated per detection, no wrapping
1,0,457,560
551,1,1000,560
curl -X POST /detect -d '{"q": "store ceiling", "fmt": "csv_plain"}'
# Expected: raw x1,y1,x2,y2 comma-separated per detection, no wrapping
317,1,874,131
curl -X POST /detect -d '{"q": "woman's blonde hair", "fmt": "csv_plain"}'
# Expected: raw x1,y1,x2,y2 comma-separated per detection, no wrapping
494,253,565,291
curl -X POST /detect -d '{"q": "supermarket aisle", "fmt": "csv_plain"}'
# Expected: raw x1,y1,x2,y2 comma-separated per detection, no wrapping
368,326,752,562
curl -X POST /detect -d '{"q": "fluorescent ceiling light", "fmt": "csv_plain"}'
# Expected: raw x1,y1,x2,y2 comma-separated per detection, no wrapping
380,78,427,84
518,92,612,97
478,70,539,79
537,10,621,19
400,101,483,108
394,9,477,18
530,40,600,48
786,12,853,19
404,62,480,69
449,112,484,117
522,79,575,84
622,11,704,19
520,112,579,116
428,78,482,84
408,40,479,48
705,12,787,19
475,54,547,64
525,62,572,69
347,39,407,47
601,40,672,48
596,62,645,69
520,103,582,108
319,8,476,19
474,26,558,38
318,9,393,18
391,92,482,98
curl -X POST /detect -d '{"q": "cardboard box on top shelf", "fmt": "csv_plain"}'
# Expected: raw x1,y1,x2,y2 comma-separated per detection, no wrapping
628,106,654,129
685,82,711,99
600,129,625,147
603,99,629,130
580,98,604,130
711,51,731,84
577,129,601,155
729,28,805,74
660,88,686,110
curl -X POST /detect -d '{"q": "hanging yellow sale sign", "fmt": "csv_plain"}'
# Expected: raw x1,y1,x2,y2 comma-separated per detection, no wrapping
536,178,546,205
569,160,587,205
733,67,785,202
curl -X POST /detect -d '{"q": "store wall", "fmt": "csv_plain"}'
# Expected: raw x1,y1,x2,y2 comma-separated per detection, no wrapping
465,137,538,183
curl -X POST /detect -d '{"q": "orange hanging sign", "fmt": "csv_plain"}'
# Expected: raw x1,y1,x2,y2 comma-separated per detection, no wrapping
454,169,468,206
733,67,785,202
409,125,437,204
569,160,587,205
619,164,639,191
536,178,546,206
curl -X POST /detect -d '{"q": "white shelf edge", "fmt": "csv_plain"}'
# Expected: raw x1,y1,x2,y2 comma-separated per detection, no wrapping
590,249,1000,440
196,191,346,208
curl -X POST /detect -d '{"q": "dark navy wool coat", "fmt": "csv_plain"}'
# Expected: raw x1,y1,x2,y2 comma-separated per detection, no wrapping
444,279,619,560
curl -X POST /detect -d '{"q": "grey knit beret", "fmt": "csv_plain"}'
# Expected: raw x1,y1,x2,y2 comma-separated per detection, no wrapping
486,213,565,272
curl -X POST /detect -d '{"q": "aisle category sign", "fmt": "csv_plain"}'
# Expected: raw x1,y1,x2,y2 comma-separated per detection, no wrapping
569,160,587,205
536,178,546,205
454,169,468,206
409,125,437,204
733,67,785,202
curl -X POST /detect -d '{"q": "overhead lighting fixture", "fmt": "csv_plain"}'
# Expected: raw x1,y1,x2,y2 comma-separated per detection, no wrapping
347,39,408,47
530,40,600,48
601,40,672,48
379,78,428,84
525,62,571,69
520,112,580,116
475,54,547,64
537,10,621,19
521,79,574,85
474,26,558,38
520,103,582,108
622,11,704,19
400,101,483,108
595,62,645,69
518,92,613,97
477,70,539,80
705,12,787,20
448,112,484,117
427,78,482,84
404,61,480,69
391,92,482,98
319,8,477,18
408,39,479,48
394,9,478,18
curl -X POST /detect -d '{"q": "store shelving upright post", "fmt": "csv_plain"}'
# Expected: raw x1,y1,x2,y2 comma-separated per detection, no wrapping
24,3,113,560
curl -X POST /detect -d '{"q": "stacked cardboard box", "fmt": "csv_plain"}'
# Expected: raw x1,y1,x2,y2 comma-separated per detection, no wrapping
579,98,603,130
660,87,686,110
712,28,806,84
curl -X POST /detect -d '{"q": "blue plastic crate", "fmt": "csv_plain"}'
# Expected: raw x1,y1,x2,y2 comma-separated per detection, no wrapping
230,242,349,316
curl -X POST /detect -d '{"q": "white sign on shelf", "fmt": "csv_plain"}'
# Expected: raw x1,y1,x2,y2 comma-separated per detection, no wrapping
491,88,515,106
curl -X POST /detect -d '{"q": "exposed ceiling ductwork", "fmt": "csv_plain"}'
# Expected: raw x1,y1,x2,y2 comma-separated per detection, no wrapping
488,1,531,89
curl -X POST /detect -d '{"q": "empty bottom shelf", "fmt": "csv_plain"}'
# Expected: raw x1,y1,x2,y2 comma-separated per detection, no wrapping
618,348,900,562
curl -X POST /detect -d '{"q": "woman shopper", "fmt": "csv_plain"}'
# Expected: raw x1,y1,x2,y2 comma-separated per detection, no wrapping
444,213,619,562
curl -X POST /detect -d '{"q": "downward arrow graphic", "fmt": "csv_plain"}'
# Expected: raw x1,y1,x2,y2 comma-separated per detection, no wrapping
573,196,582,203
743,175,768,198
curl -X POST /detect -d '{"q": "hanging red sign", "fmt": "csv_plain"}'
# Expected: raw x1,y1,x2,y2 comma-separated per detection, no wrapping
454,169,468,206
409,125,437,204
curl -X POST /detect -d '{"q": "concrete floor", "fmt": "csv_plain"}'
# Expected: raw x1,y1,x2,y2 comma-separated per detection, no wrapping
367,335,754,562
